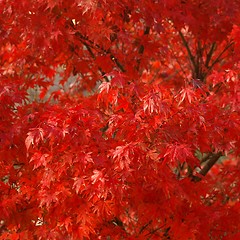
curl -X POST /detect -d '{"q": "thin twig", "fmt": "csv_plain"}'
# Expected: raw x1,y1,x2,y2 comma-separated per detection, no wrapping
75,31,126,72
68,18,126,73
70,36,109,81
139,220,152,235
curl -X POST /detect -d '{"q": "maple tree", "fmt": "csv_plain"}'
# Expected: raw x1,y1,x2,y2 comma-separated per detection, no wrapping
0,0,240,239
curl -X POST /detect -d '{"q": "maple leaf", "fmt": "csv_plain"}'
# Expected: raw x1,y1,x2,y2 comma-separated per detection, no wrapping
40,168,55,188
51,30,63,42
77,0,98,14
91,169,104,184
178,86,196,105
110,143,136,171
98,81,111,94
163,143,198,167
29,152,52,169
25,128,44,151
143,90,162,114
59,217,72,232
92,200,113,217
142,86,171,116
45,0,62,11
73,152,93,165
39,190,58,208
39,87,48,99
73,177,85,194
147,149,159,161
105,71,126,88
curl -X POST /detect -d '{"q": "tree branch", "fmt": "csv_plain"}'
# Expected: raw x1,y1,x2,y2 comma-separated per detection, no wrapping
199,152,222,176
191,152,222,182
70,36,110,82
205,42,217,68
136,26,150,71
67,20,126,73
208,42,234,70
200,152,212,164
195,41,202,79
75,31,126,72
179,30,197,74
109,54,126,72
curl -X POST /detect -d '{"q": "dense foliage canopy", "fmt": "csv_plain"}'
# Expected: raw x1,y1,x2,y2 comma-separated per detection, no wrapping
0,0,240,239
